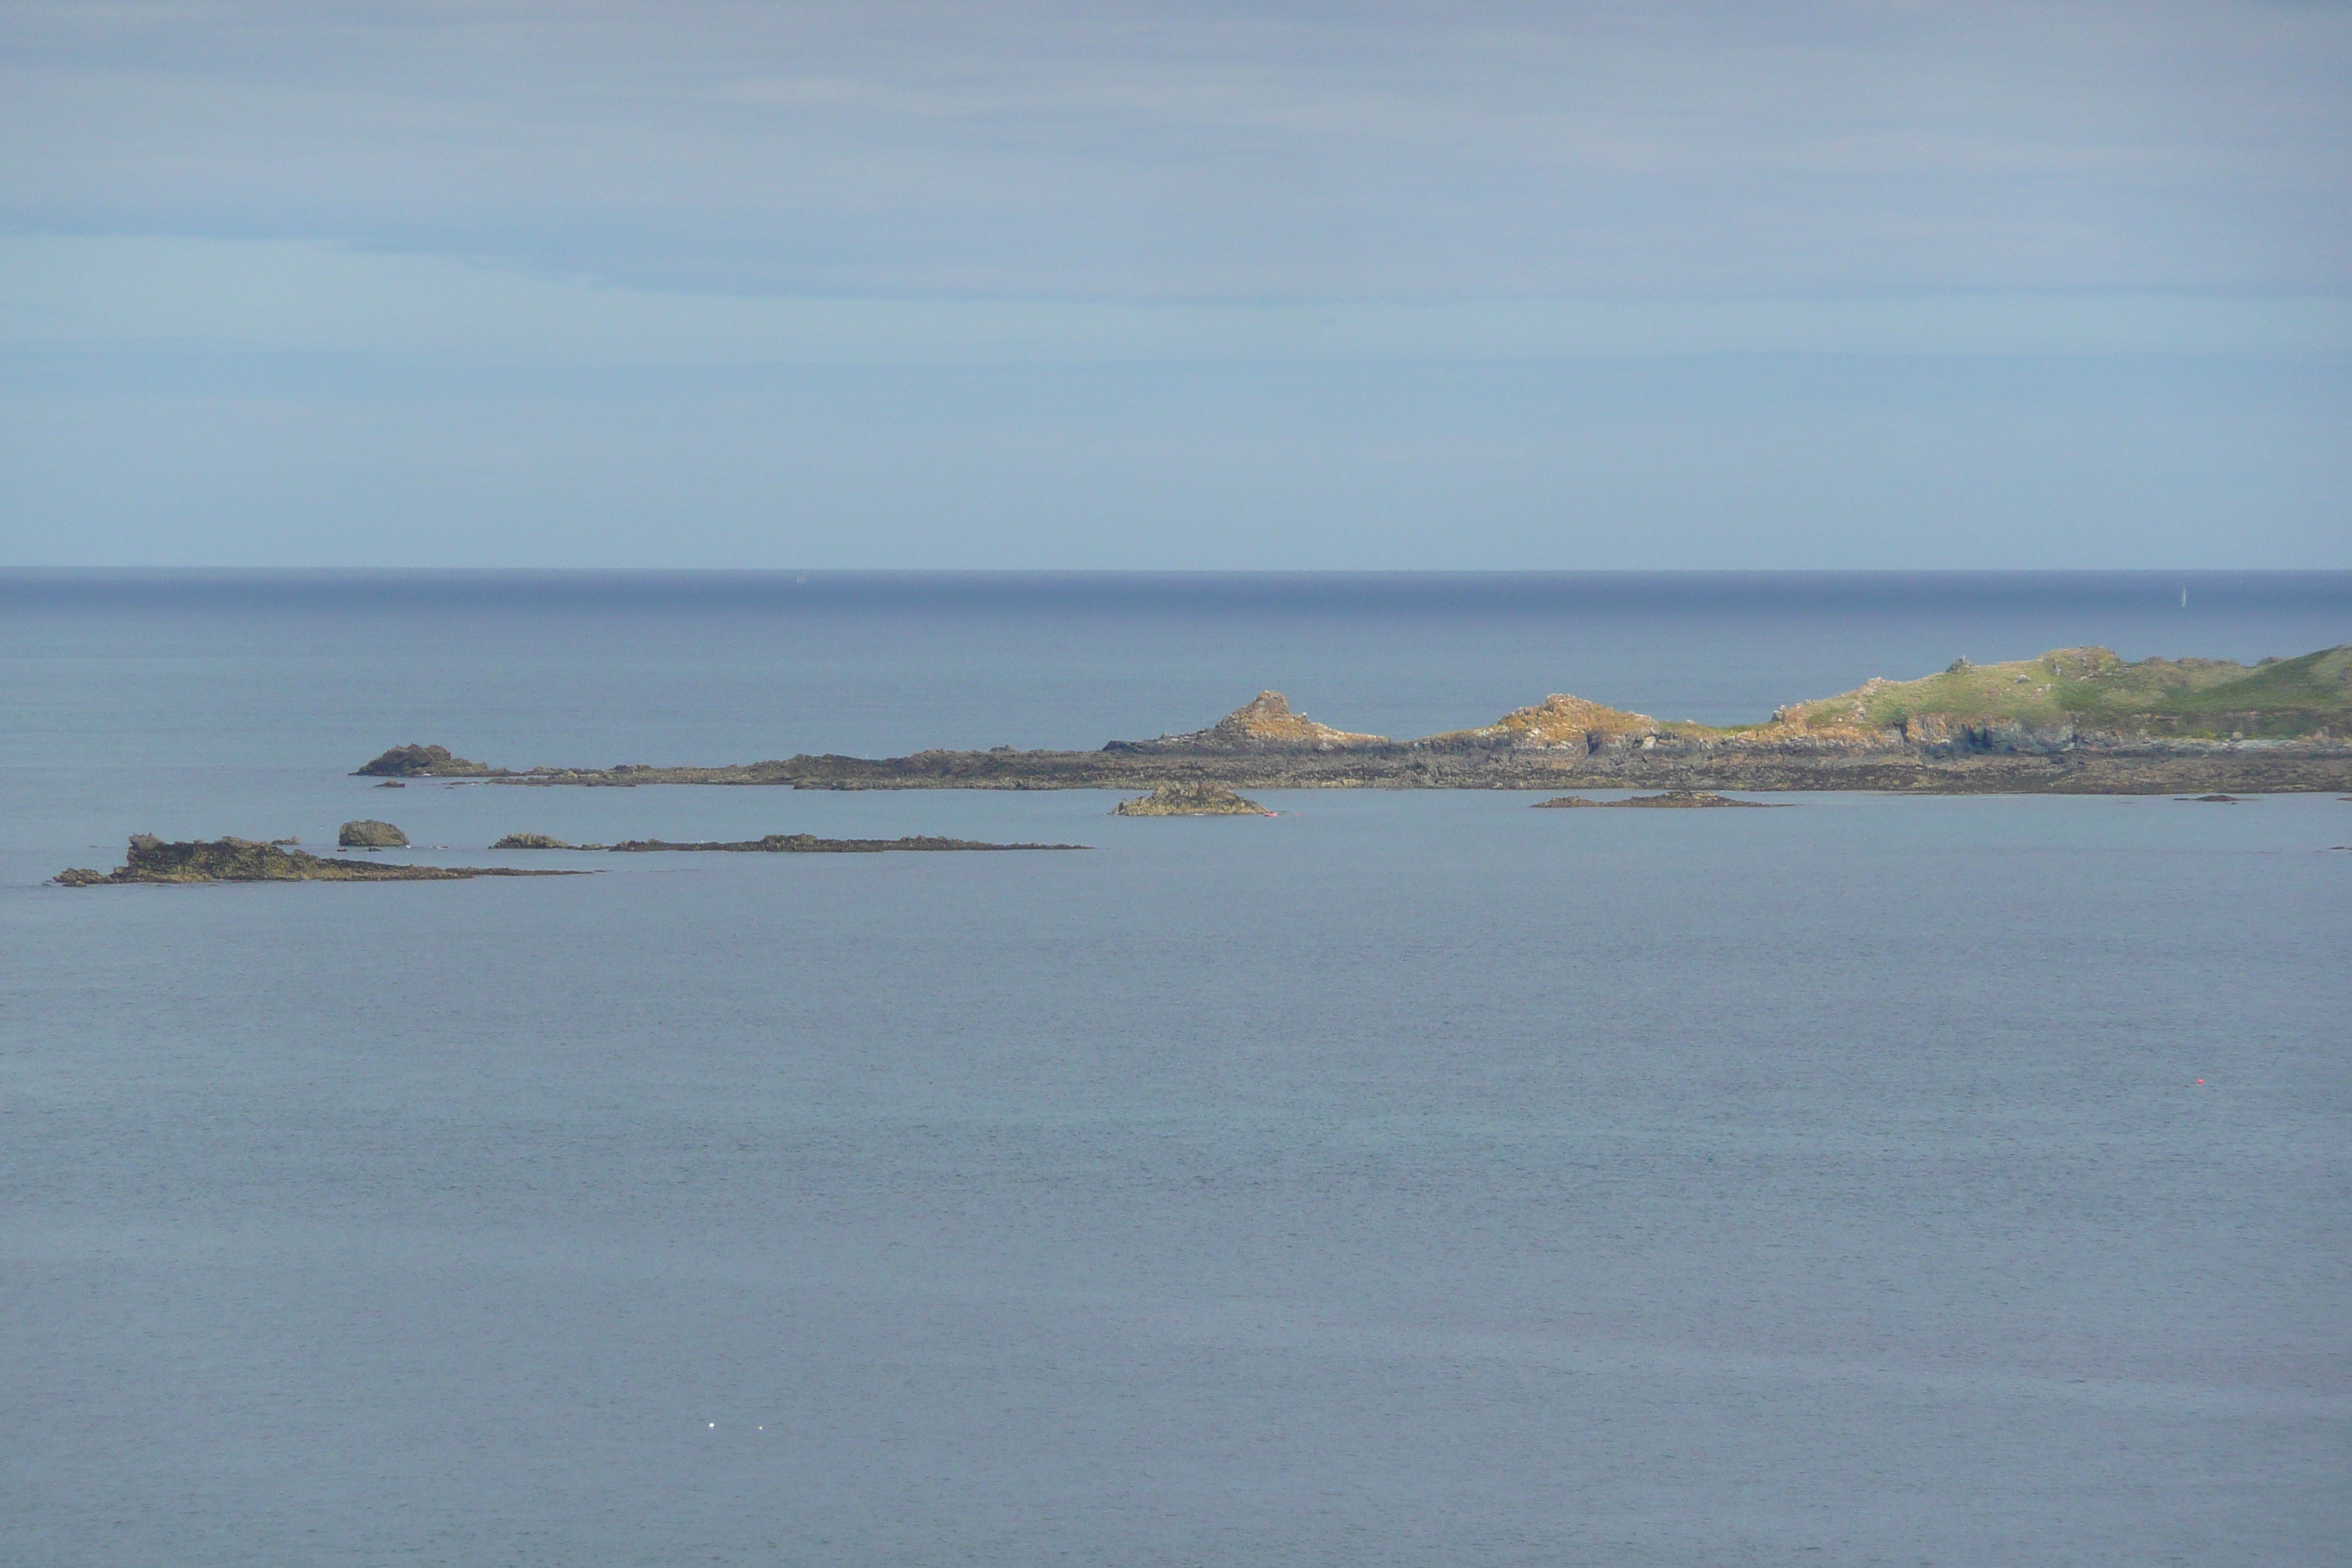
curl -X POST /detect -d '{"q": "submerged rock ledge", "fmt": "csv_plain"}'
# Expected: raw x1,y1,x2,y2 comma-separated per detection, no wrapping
604,834,1087,853
1534,792,1783,809
356,644,2352,796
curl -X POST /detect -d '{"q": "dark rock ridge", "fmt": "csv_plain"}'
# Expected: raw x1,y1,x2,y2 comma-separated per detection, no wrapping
359,644,2352,797
605,834,1087,853
1112,782,1270,815
492,832,576,848
1534,792,1781,808
55,836,582,885
339,819,408,847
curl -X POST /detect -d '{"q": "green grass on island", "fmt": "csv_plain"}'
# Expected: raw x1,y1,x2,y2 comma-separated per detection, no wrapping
1766,644,2352,740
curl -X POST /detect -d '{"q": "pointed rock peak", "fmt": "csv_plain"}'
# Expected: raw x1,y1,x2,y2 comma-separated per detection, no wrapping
1237,691,1293,721
1211,691,1387,746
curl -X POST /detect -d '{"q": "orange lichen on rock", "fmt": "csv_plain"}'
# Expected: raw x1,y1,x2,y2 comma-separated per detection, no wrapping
1101,691,1389,753
1208,692,1388,747
1467,693,1662,747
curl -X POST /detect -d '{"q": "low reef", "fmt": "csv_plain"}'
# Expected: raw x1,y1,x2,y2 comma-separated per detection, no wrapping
604,834,1086,853
56,836,584,885
1534,791,1779,809
1112,782,1270,816
358,643,2352,797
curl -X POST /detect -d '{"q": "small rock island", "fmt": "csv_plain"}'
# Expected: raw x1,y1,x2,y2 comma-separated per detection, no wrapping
355,744,495,777
339,819,409,847
55,836,582,885
1112,782,1270,815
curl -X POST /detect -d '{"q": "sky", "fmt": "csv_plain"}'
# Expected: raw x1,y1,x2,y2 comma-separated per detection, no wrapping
1,0,2348,569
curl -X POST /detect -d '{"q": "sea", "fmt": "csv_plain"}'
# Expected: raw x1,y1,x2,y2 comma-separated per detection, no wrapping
4,570,2348,1567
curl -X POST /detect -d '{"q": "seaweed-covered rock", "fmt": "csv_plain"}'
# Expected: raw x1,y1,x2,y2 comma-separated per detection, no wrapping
339,820,409,848
1112,782,1270,816
354,744,494,777
491,832,575,848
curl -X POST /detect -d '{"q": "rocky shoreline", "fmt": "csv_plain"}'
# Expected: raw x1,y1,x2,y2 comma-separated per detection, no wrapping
354,644,2352,797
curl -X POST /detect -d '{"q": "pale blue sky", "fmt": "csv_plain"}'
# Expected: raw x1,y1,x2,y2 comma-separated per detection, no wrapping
2,0,2348,567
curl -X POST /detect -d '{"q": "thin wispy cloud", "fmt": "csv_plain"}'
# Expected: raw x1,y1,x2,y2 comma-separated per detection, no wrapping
7,0,2346,297
1,2,2345,567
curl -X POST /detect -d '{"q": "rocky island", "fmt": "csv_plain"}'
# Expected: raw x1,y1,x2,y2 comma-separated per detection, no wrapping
356,744,494,777
56,836,584,885
1112,782,1271,815
356,644,2352,796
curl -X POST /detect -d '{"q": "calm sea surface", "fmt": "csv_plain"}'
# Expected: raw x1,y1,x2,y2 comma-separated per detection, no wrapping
4,572,2348,1567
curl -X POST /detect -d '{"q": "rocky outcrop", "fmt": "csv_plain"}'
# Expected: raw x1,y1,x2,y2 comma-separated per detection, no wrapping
1534,791,1780,808
491,832,575,848
338,819,408,848
1428,694,1665,755
55,835,581,884
1112,782,1270,815
604,834,1086,852
356,644,2352,797
1107,692,1387,753
355,744,497,777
